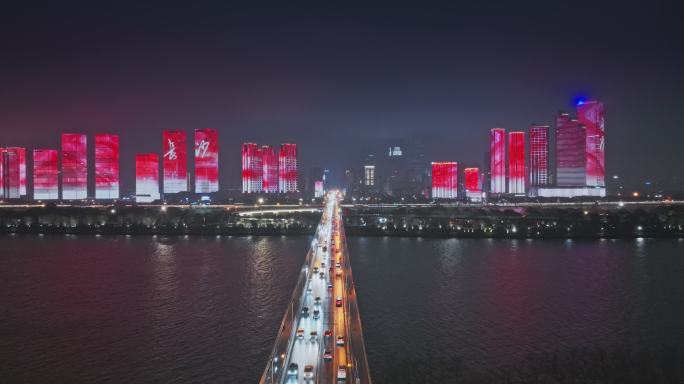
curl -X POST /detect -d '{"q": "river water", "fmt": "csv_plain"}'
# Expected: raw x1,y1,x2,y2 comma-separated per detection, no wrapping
1,234,683,382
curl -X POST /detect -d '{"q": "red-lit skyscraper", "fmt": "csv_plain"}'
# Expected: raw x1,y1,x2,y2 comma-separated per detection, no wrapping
242,143,262,193
490,128,506,194
555,113,586,186
95,134,119,199
5,147,27,197
464,167,480,199
508,131,525,194
61,134,88,199
431,162,457,199
529,125,549,186
577,100,605,187
163,130,188,194
261,145,279,193
195,128,219,193
278,143,298,193
1,148,21,199
135,154,160,203
33,149,59,200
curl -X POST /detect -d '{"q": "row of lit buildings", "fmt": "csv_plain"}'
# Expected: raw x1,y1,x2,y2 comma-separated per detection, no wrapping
431,100,606,199
1,129,222,202
241,142,298,194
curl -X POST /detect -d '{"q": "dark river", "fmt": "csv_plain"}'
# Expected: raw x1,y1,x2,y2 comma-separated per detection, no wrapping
1,234,683,383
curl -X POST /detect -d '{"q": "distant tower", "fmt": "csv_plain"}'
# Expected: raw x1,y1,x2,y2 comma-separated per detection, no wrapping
261,145,279,193
577,100,605,187
508,131,525,194
529,125,549,187
489,128,506,193
135,153,160,203
33,149,59,200
555,113,586,186
195,128,219,193
464,167,480,200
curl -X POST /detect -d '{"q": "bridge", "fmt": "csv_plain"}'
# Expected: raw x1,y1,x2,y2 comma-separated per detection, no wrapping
260,191,371,384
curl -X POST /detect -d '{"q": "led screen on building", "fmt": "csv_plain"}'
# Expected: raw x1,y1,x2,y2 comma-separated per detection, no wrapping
95,134,119,199
555,113,586,186
490,128,506,193
61,133,88,199
135,154,160,203
431,162,457,199
261,145,279,193
508,131,525,194
529,125,549,186
577,101,605,187
241,143,262,193
163,130,188,194
195,128,218,193
33,149,59,200
278,143,297,193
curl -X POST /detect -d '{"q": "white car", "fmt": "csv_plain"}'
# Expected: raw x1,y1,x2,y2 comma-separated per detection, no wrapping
304,364,314,380
337,365,347,381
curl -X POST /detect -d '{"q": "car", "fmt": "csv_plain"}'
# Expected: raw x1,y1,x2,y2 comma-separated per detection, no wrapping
336,335,344,346
335,262,341,268
287,363,298,378
315,296,321,305
337,365,347,381
322,246,327,252
313,266,318,273
319,272,325,278
297,328,305,339
307,285,313,293
324,329,332,338
303,364,314,379
336,269,342,277
310,331,318,340
302,306,310,317
313,310,320,319
327,283,333,290
323,349,333,361
336,297,342,307
321,261,326,267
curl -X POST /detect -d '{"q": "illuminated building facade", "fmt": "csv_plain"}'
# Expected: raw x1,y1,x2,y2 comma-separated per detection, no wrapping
314,180,324,198
194,128,219,193
508,131,525,194
278,143,298,193
490,128,506,193
261,145,279,193
163,130,188,194
577,100,605,187
95,134,119,199
135,154,160,203
364,165,375,186
1,148,21,198
529,125,549,186
555,113,586,186
242,143,262,193
33,149,59,200
431,162,457,199
61,134,88,199
464,167,480,199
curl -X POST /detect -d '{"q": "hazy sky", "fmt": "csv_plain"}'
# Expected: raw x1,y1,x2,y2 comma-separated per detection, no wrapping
1,1,682,189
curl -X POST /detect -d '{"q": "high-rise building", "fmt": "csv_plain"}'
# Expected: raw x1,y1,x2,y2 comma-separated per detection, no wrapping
577,100,605,187
431,162,457,199
135,154,160,203
314,180,324,198
529,125,549,187
0,148,3,198
278,143,297,193
1,148,21,198
14,147,27,196
555,113,586,186
33,149,59,200
490,128,506,194
242,143,262,193
364,165,375,186
261,145,279,193
194,128,219,193
95,134,119,199
162,130,188,194
464,167,480,199
508,131,525,194
61,133,88,199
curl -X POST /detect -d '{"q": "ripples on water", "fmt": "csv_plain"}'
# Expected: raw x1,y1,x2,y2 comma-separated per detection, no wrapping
1,235,683,383
348,237,684,382
0,235,307,383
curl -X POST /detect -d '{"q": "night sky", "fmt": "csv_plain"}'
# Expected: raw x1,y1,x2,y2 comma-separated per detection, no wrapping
1,1,683,190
